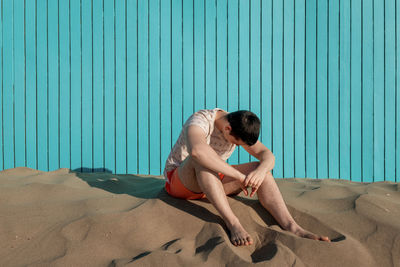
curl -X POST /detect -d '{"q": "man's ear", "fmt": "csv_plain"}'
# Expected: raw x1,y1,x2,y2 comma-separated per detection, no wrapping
225,125,232,132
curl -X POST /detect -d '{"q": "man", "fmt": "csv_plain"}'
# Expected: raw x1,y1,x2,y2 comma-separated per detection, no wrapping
163,108,330,246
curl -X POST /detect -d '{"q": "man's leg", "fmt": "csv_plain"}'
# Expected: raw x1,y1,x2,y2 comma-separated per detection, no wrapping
177,156,253,246
256,171,330,241
223,163,330,242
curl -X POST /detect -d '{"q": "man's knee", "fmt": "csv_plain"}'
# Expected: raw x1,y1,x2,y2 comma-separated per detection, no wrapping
185,155,216,177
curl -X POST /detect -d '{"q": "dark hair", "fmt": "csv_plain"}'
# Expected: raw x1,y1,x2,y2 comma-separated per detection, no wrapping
226,110,260,146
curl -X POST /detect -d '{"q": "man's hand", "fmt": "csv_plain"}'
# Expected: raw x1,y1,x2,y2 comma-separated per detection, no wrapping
243,168,267,197
238,174,249,196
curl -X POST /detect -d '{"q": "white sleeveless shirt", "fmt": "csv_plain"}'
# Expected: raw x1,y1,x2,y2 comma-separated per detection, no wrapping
163,108,237,181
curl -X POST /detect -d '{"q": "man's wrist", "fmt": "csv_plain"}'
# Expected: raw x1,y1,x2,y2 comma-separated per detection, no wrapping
236,171,246,183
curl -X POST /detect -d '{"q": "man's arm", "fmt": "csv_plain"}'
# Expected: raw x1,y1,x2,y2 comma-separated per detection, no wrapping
242,140,275,173
186,125,246,182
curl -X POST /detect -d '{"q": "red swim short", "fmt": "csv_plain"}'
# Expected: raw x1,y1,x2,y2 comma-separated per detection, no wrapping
165,167,225,200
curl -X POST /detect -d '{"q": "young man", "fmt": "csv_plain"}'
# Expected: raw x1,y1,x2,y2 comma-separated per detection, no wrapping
163,108,330,246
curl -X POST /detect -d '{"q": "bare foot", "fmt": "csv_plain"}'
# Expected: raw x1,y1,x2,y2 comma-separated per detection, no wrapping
288,224,331,242
228,222,254,246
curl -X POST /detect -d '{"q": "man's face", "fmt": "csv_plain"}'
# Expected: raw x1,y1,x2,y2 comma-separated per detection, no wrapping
222,126,246,146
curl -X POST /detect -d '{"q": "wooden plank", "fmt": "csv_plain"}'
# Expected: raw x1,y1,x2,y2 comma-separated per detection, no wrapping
160,0,172,174
93,0,105,171
25,0,37,169
238,0,250,164
194,0,205,112
272,0,283,177
283,0,294,177
216,0,228,111
250,0,261,163
104,0,116,173
227,0,239,165
116,0,127,173
70,0,81,171
183,0,194,122
339,0,351,180
14,0,26,168
37,0,48,171
205,0,217,110
47,0,59,170
374,0,385,181
82,0,93,172
294,0,305,178
0,0,3,170
317,0,328,178
261,0,273,167
138,0,149,174
3,0,14,169
384,0,396,181
397,0,400,183
362,0,374,182
305,0,317,178
328,0,340,179
127,0,138,174
350,0,362,182
149,0,161,175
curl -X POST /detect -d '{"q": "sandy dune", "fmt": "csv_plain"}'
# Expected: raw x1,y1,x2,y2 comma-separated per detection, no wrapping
0,167,399,266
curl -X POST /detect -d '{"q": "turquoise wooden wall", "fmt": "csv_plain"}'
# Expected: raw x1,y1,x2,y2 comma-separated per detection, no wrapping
0,0,399,182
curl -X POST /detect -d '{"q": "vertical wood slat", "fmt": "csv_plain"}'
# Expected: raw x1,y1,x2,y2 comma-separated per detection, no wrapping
205,0,216,110
250,0,261,163
328,0,340,179
1,0,399,182
340,0,351,180
262,0,273,168
127,0,138,174
272,0,283,178
48,0,59,171
374,0,385,181
70,0,81,172
138,0,149,174
194,0,205,113
0,0,3,170
25,0,37,170
305,0,317,178
93,0,104,171
227,0,239,166
283,0,294,177
238,0,250,164
3,0,13,170
294,0,305,178
149,0,161,175
183,0,194,125
37,0,48,171
14,0,25,168
160,0,171,175
82,0,93,172
385,0,396,182
116,0,127,173
171,0,182,158
216,0,228,112
397,0,400,183
317,0,328,179
351,0,362,182
362,0,374,182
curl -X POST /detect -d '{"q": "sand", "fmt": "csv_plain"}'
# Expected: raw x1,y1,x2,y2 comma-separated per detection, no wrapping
0,167,399,267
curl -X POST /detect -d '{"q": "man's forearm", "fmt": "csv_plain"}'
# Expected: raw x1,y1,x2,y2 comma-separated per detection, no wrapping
192,144,246,182
256,150,275,174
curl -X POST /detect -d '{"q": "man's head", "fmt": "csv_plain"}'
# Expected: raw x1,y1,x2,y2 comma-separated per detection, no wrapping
221,110,260,146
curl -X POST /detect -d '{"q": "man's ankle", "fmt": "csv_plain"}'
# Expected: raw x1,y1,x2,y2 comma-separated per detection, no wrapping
283,220,300,232
225,217,241,229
